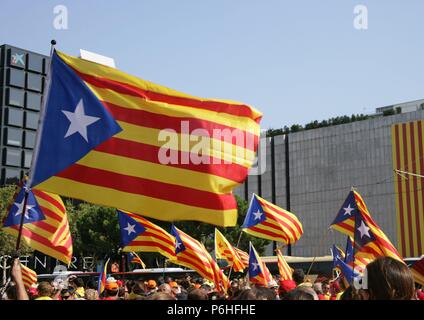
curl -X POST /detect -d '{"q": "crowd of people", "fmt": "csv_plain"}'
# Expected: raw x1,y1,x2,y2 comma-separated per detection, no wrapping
2,256,423,300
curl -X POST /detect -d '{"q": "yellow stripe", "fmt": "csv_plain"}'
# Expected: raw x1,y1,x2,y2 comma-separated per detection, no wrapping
137,227,175,244
134,236,175,251
38,176,237,227
398,125,411,257
243,227,285,243
114,121,255,167
57,50,262,121
77,150,237,194
85,83,260,135
405,123,419,256
392,124,403,256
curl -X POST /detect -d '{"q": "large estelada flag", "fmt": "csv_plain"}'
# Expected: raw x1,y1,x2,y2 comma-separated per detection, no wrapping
2,184,73,264
248,242,272,287
215,228,246,272
241,194,303,244
170,226,222,287
117,210,176,261
28,50,262,227
330,190,403,265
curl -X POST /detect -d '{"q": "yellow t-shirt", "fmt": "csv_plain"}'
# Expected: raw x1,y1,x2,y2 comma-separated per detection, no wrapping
35,296,53,300
73,287,85,299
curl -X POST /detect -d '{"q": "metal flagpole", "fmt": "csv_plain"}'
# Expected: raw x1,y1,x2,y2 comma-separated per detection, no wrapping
15,39,57,255
227,232,243,280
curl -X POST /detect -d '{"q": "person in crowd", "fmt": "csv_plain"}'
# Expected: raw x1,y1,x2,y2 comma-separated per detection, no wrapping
321,280,331,300
278,279,296,299
284,286,318,300
292,269,308,287
234,286,277,300
169,281,181,299
158,283,173,296
366,256,416,300
145,279,158,296
35,282,54,300
268,280,280,300
84,288,99,300
339,286,369,300
147,292,175,300
187,288,209,300
102,280,119,300
127,281,146,300
313,281,325,300
68,276,85,299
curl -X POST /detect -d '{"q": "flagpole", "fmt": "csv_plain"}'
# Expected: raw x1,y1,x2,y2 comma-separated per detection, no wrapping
227,232,243,281
14,186,30,252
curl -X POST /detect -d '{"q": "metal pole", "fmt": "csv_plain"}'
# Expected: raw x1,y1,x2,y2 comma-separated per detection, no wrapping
227,232,243,280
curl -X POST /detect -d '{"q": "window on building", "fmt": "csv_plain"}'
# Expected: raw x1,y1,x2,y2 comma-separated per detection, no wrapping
24,131,36,149
23,150,33,168
26,92,42,111
8,48,26,69
3,148,21,167
25,112,39,130
6,88,24,107
27,53,44,73
26,73,43,92
5,108,24,127
7,68,25,88
2,168,21,185
3,127,23,147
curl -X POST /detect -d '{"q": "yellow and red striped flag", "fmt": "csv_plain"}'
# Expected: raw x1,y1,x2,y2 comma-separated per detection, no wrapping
392,121,424,258
117,210,176,261
330,190,403,264
215,229,246,272
241,194,303,244
29,50,262,227
2,185,73,264
234,247,249,267
170,226,222,287
20,264,37,289
128,252,146,269
248,242,272,287
276,248,293,281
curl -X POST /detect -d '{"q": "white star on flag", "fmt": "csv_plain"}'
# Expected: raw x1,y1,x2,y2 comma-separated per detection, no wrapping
13,198,35,219
343,204,355,216
62,99,100,142
176,241,182,249
253,210,263,220
252,262,259,271
357,220,371,239
124,223,136,235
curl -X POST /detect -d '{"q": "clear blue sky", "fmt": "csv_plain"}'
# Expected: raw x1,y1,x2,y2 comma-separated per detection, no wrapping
1,0,424,129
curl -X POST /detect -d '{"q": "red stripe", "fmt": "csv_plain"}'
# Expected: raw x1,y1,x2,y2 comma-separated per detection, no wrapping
38,206,63,223
259,198,303,235
32,190,65,213
409,122,422,255
129,240,175,257
402,123,415,256
11,226,71,256
137,231,175,247
29,220,57,234
75,70,260,121
176,255,212,279
256,220,290,243
249,225,288,241
263,212,299,242
126,212,173,236
395,125,407,255
180,250,212,269
95,137,248,183
57,164,237,211
51,222,70,245
102,101,258,151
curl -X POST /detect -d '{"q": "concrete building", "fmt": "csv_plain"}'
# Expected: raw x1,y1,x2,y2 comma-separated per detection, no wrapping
234,109,424,258
0,44,48,185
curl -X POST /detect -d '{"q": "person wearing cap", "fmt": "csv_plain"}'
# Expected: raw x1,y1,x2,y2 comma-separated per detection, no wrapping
168,281,181,299
145,280,158,296
103,280,119,300
279,279,296,299
268,280,280,300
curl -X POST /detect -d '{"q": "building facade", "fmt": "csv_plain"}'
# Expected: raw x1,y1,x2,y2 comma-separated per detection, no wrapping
234,110,424,258
0,44,48,185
